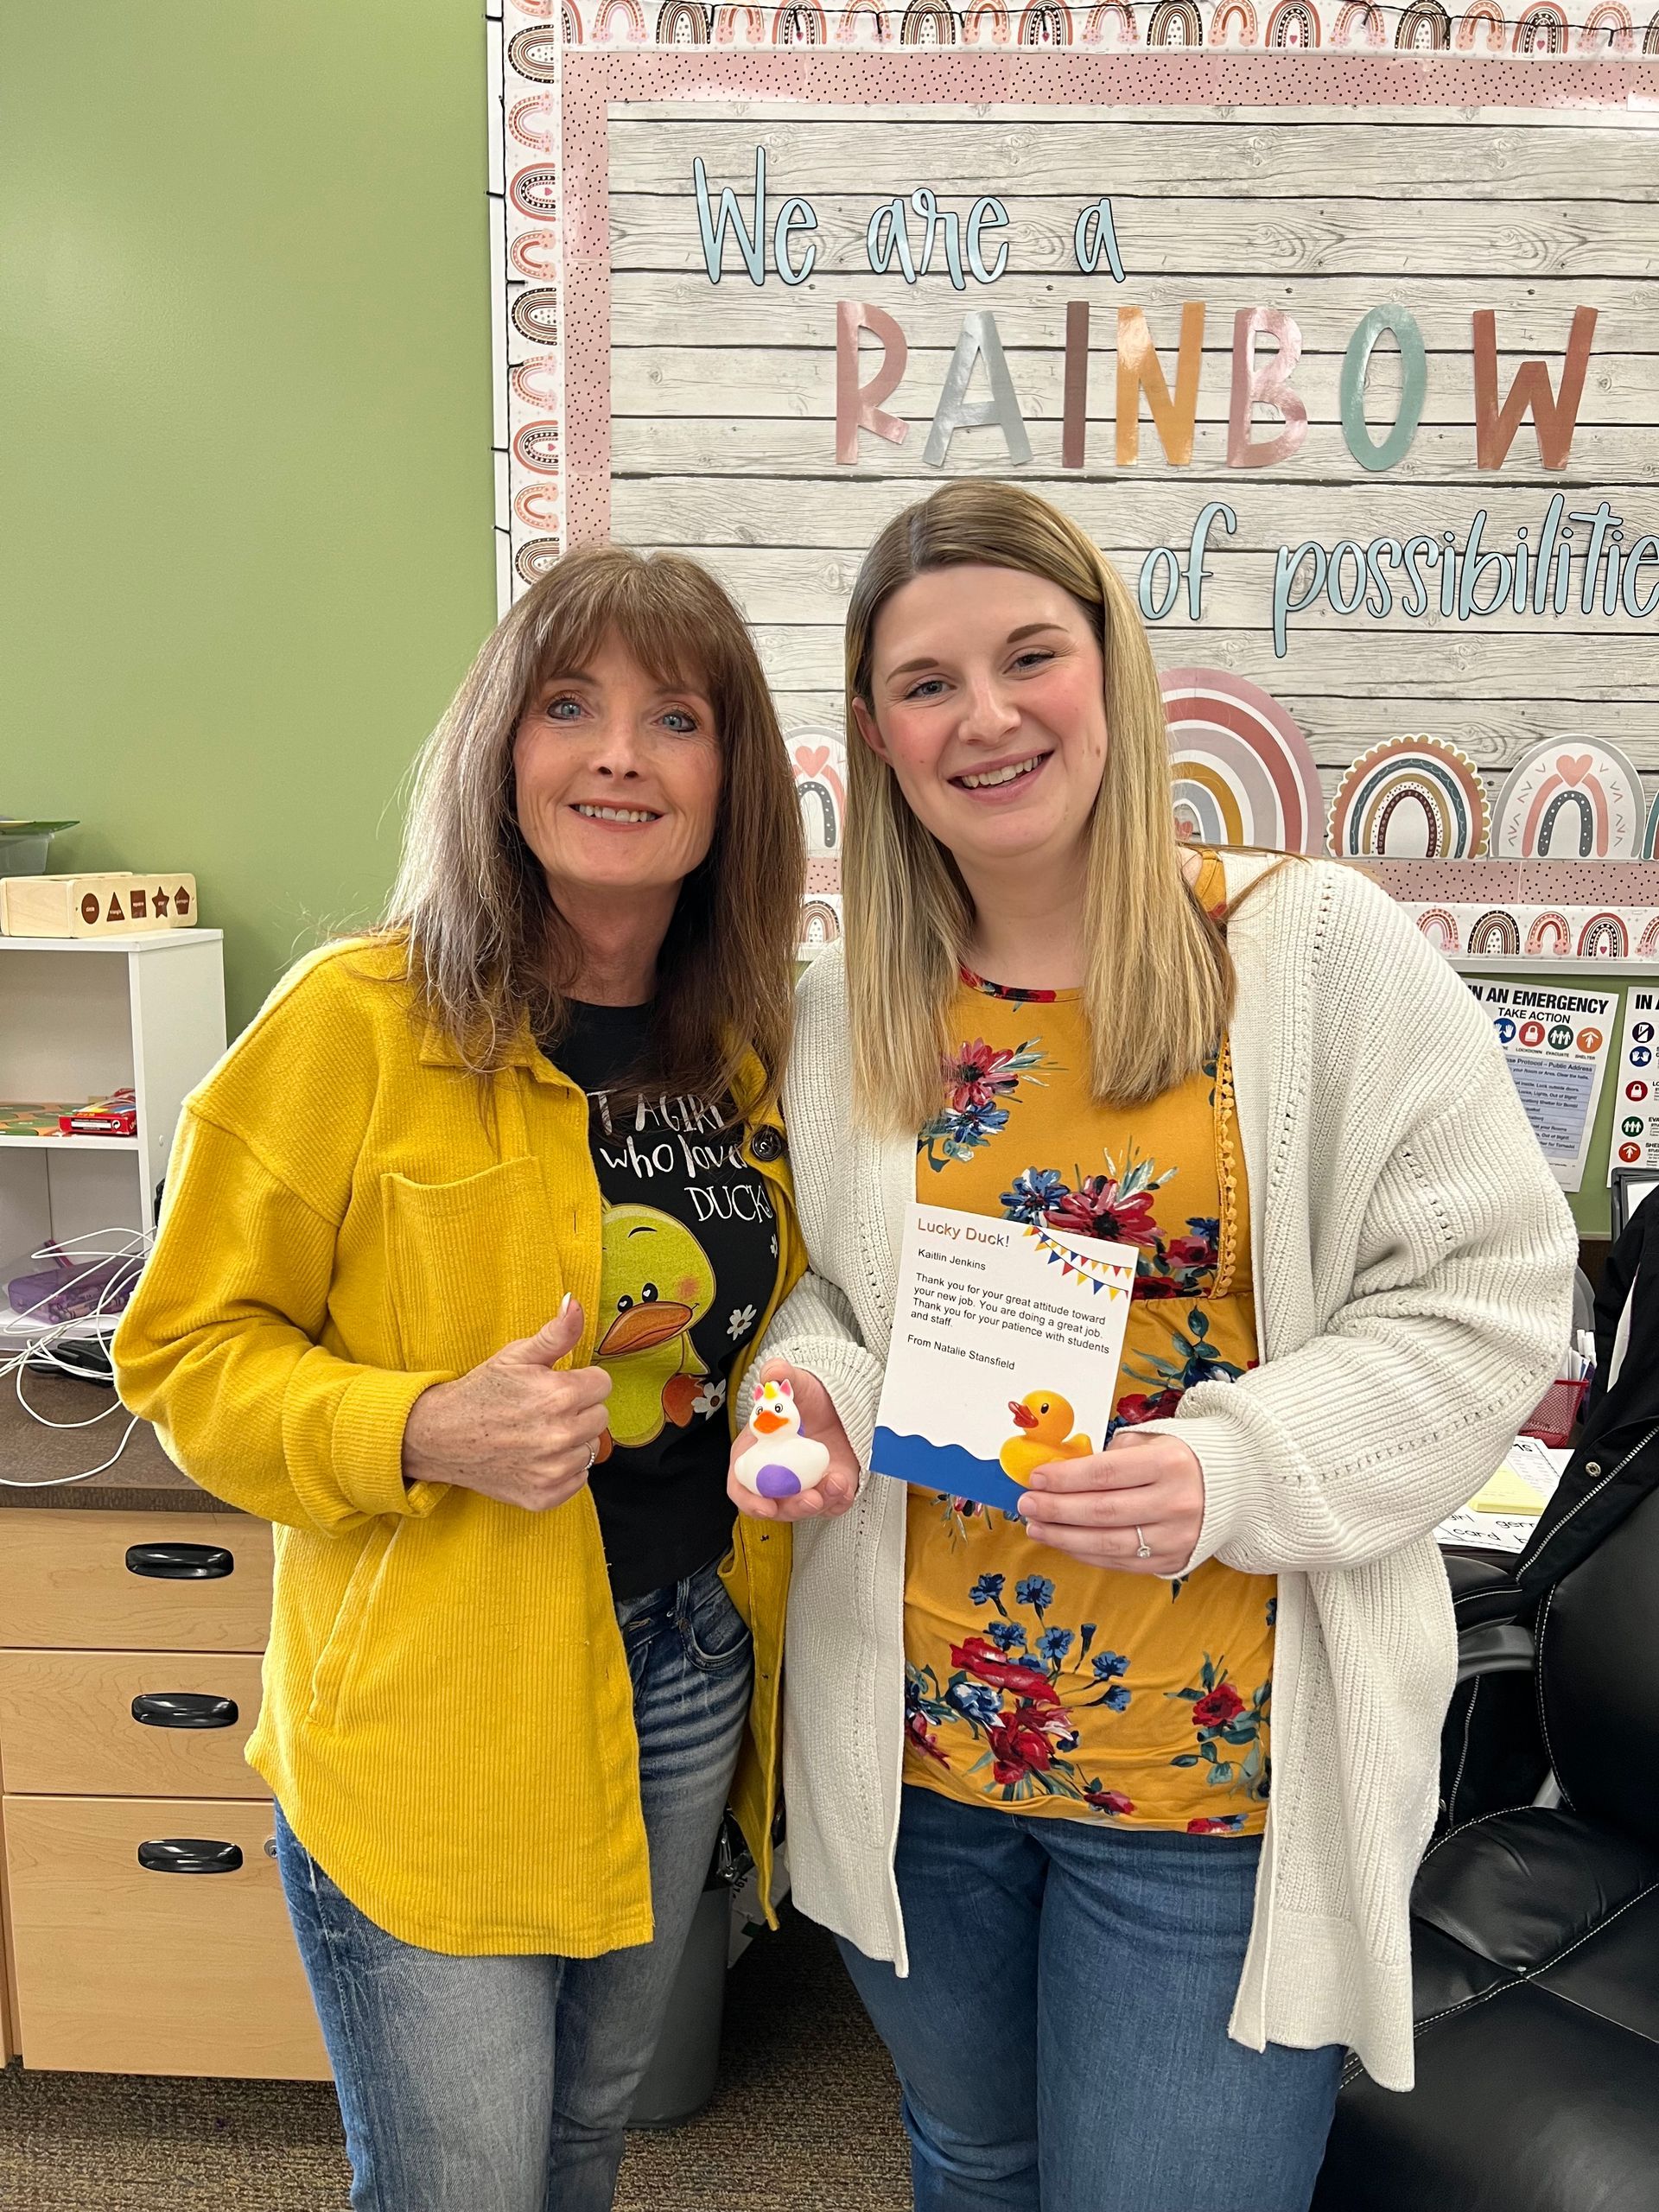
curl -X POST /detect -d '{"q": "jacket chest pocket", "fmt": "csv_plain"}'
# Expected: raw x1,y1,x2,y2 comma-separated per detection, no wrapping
383,1154,562,1376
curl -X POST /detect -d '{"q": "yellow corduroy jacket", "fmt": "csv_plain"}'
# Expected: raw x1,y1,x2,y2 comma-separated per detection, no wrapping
113,938,802,1957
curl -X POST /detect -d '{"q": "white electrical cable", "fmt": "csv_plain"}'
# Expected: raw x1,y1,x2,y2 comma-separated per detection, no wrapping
0,1228,150,1488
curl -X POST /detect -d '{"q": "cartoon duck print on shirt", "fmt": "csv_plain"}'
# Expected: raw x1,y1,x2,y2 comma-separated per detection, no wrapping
593,1203,716,1459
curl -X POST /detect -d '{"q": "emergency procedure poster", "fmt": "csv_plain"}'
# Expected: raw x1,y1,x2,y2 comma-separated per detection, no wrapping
1465,977,1616,1192
1610,986,1659,1182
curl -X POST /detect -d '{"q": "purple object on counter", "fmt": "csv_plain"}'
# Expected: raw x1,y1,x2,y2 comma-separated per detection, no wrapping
7,1259,136,1325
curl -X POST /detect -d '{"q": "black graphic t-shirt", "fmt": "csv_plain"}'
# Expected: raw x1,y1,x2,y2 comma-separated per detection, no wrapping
552,1001,782,1599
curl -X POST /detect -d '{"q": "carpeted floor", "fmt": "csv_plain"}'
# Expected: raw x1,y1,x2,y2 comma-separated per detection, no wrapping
0,1907,912,2210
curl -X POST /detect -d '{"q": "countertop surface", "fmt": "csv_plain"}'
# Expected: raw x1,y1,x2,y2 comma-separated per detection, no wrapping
0,1367,238,1512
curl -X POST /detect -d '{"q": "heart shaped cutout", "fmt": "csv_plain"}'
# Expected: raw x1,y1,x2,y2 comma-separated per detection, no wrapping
794,746,830,779
1557,753,1592,786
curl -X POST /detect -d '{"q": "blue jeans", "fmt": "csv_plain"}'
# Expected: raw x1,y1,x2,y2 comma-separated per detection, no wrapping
276,1554,753,2212
838,1784,1342,2212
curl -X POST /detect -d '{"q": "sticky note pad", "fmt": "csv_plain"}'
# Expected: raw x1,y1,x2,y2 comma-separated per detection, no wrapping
1469,1461,1549,1516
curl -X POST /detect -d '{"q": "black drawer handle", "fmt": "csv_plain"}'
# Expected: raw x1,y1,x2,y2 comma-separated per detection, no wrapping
124,1541,234,1581
131,1692,239,1731
137,1838,244,1875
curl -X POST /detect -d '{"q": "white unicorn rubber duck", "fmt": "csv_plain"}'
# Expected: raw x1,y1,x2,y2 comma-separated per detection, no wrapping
733,1376,830,1500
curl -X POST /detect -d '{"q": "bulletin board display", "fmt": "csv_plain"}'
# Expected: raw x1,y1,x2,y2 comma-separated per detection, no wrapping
486,32,1659,1219
496,48,1659,908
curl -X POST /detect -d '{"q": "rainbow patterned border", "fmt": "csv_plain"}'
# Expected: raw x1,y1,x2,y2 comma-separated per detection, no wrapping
1404,900,1659,960
547,0,1659,53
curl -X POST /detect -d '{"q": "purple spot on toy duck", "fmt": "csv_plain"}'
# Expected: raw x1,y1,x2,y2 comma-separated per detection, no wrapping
754,1463,802,1498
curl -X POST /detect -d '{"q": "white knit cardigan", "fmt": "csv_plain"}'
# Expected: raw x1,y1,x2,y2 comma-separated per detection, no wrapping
758,856,1577,2090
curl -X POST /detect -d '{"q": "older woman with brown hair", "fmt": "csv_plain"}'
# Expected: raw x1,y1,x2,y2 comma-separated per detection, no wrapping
114,547,804,2212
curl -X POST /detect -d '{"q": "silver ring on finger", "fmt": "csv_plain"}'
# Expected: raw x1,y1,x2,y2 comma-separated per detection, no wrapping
584,1443,597,1471
1134,1524,1153,1559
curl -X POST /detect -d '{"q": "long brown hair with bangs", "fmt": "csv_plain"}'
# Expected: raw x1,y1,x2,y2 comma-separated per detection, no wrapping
383,545,803,1110
844,482,1237,1132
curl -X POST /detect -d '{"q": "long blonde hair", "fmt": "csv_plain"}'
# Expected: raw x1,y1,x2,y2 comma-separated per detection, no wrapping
383,545,802,1109
845,481,1233,1131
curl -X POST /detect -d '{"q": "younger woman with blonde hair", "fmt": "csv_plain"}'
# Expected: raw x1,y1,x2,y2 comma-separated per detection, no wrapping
118,546,804,2212
731,481,1573,2212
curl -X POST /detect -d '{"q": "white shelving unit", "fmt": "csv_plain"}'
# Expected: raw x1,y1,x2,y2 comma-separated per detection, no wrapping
0,931,226,1280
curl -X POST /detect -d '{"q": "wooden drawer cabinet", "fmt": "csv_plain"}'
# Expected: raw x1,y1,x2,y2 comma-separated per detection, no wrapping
0,1650,267,1799
0,1510,273,1652
0,1798,14,2065
0,1503,327,2082
4,1794,329,2078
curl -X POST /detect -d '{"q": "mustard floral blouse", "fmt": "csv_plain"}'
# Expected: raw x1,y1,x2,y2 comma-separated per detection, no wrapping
903,854,1275,1836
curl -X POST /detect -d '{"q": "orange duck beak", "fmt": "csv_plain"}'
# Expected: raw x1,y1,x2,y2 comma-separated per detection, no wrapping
1008,1400,1038,1430
598,1300,693,1357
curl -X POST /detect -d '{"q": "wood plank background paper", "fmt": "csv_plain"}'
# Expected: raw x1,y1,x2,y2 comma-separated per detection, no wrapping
547,70,1659,879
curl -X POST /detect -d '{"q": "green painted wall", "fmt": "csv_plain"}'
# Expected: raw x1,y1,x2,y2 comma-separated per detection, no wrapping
0,5,497,1038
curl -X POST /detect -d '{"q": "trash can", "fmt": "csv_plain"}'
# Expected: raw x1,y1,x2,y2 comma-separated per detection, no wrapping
627,1818,749,2129
627,1868,733,2128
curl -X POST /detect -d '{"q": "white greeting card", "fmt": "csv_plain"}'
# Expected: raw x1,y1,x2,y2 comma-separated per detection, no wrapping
871,1201,1137,1514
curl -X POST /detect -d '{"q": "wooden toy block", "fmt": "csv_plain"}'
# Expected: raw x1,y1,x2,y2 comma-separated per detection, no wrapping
0,873,198,938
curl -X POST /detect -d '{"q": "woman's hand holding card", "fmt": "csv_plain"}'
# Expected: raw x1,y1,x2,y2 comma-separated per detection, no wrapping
1017,1428,1205,1579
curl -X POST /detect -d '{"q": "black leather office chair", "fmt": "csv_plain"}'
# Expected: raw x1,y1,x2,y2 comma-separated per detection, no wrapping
1314,1484,1659,2212
1435,1553,1547,1835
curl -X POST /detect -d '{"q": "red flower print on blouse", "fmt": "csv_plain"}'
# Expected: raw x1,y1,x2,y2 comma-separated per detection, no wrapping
951,1635,1064,1706
983,1697,1080,1785
1165,1227,1219,1270
1191,1682,1246,1730
1046,1175,1160,1249
987,1709,1065,1785
945,1039,1026,1114
1115,1386,1183,1427
1086,1786,1136,1816
1186,1815,1246,1834
906,1707,950,1768
959,966,1059,1006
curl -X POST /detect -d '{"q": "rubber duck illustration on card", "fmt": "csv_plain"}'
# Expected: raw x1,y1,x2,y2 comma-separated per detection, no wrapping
999,1391,1093,1487
733,1377,830,1500
593,1205,715,1459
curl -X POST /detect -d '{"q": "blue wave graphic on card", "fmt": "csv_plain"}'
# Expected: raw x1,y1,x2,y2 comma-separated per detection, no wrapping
870,1427,1027,1514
